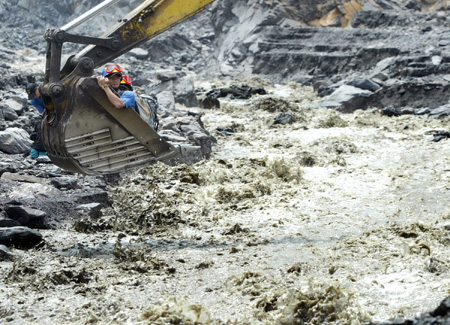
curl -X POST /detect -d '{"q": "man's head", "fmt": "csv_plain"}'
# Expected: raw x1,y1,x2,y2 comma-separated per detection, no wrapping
102,64,123,78
119,75,133,91
26,83,39,100
102,64,123,90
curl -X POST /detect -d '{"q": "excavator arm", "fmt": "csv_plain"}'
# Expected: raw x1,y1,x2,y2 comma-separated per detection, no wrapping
39,0,214,175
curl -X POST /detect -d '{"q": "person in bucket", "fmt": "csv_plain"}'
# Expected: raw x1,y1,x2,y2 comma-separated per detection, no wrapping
118,74,159,130
96,64,135,110
119,74,133,92
26,83,47,159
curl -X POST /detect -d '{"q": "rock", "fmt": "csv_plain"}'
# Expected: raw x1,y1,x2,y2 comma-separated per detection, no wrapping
426,257,449,274
145,80,174,98
432,55,442,66
431,297,450,317
174,77,198,107
317,84,337,97
198,32,215,44
431,49,441,56
294,75,314,85
75,203,103,219
314,85,373,113
0,161,15,174
76,191,110,205
156,70,180,82
156,107,216,160
0,127,32,154
0,98,24,116
381,107,403,117
50,176,78,190
400,107,415,115
374,81,450,109
156,90,176,112
198,95,220,109
0,226,43,249
198,85,267,109
159,130,188,143
128,48,149,60
2,105,19,121
1,172,47,184
405,0,421,10
352,77,381,92
5,205,47,228
145,33,192,63
372,57,397,76
371,72,389,82
428,104,450,119
273,113,293,125
180,124,207,140
7,182,60,200
0,218,21,227
416,107,431,115
36,156,51,163
216,126,234,136
0,244,15,261
373,0,395,10
313,80,333,92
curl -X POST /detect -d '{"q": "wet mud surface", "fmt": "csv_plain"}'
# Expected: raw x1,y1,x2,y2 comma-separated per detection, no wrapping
2,81,450,324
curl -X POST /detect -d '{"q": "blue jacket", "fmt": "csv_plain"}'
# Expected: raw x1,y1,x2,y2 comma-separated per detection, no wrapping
119,90,135,109
30,98,44,114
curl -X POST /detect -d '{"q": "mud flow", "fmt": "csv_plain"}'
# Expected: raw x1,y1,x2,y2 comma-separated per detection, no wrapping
2,80,450,324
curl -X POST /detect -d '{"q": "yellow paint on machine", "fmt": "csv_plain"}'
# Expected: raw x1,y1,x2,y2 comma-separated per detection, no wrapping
116,0,215,44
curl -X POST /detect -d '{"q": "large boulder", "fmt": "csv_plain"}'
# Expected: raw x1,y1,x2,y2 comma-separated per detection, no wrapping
0,226,43,249
0,127,32,154
6,182,60,200
174,77,198,107
5,205,47,229
1,105,19,121
313,85,374,113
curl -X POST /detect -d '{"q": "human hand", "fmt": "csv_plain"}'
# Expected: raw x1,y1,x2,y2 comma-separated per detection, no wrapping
97,76,110,89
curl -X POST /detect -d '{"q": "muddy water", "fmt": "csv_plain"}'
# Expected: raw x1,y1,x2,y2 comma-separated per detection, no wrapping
1,80,450,324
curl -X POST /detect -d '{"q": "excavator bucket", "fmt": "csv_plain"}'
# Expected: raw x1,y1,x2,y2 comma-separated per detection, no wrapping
40,0,215,175
41,65,197,175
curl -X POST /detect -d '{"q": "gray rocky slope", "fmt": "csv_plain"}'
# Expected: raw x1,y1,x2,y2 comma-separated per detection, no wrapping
0,0,449,323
